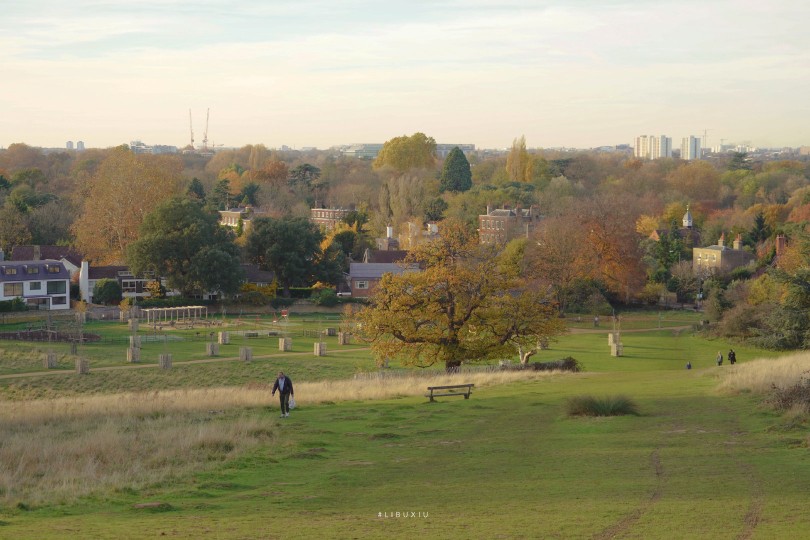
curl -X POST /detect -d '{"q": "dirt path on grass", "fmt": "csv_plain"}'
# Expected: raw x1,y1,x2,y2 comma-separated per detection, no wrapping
0,347,371,381
569,325,692,335
591,448,666,540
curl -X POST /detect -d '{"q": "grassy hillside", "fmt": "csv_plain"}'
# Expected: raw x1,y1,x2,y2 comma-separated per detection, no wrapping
0,311,807,538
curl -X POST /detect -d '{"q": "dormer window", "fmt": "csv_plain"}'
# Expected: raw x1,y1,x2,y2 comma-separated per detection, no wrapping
3,267,17,275
46,265,60,274
26,266,39,275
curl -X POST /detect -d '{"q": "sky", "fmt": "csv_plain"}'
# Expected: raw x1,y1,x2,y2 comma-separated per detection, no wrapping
1,0,809,151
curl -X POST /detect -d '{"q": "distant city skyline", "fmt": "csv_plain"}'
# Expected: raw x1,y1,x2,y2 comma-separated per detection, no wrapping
1,1,808,151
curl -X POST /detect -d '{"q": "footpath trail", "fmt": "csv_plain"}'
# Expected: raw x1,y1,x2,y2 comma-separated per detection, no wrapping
0,347,371,381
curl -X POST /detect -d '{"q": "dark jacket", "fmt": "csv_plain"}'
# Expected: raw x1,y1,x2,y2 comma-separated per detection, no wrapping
272,376,294,396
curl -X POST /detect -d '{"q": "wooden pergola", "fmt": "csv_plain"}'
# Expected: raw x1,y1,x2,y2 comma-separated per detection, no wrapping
142,306,208,325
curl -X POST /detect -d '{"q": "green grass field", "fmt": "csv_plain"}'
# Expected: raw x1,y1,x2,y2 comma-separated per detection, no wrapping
0,309,807,539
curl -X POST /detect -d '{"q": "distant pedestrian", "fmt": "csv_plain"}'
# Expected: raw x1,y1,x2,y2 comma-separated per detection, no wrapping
271,371,294,418
716,351,723,366
686,361,692,370
728,349,736,365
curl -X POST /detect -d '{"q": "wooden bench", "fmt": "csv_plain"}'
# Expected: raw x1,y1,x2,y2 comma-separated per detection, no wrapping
426,384,474,402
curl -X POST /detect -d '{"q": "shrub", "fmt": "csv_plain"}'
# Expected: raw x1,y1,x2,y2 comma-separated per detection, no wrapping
531,357,582,372
766,378,810,412
93,278,122,305
565,395,639,417
311,288,339,307
0,298,26,313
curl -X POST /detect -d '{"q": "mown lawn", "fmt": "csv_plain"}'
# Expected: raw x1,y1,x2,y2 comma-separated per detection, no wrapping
0,310,807,538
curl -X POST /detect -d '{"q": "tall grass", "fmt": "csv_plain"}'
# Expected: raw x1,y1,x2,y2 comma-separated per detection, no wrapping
717,351,810,394
0,370,559,507
565,395,639,417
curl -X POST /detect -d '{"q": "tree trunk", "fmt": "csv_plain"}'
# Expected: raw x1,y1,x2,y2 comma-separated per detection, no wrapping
519,346,536,366
445,360,461,373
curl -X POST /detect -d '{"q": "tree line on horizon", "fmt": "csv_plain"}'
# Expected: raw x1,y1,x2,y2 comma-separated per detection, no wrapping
1,134,809,348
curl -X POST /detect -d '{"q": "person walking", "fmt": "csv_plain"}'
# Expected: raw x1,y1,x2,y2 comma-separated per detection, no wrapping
716,351,723,366
271,371,294,418
728,349,736,365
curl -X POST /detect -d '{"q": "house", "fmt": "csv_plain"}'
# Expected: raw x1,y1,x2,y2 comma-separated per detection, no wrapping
10,245,83,277
692,233,756,276
79,262,157,303
219,206,263,232
79,261,275,303
241,264,275,286
347,262,420,298
478,205,541,244
0,260,71,310
310,207,352,232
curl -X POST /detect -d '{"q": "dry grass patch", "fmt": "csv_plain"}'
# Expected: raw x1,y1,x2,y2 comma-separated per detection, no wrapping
717,351,810,395
0,369,558,507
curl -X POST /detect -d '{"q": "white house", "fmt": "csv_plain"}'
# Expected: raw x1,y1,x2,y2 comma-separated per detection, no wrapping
0,260,71,310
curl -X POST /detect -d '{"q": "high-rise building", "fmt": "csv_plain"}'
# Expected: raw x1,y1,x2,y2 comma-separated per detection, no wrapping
681,136,701,160
634,135,671,159
76,141,85,151
66,141,74,150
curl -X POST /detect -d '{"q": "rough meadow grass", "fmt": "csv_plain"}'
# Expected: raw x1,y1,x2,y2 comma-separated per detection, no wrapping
0,370,556,507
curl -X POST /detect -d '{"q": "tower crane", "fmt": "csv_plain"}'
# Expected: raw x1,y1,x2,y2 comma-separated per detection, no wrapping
202,108,210,152
188,109,194,149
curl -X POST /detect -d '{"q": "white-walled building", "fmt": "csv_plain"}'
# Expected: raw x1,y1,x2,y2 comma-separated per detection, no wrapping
634,135,672,159
0,260,71,310
681,136,702,160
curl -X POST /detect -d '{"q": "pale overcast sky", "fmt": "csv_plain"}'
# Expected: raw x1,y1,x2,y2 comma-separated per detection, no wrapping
1,0,808,150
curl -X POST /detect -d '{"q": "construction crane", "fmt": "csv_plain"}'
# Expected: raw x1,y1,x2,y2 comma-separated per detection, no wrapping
188,109,195,149
202,108,210,152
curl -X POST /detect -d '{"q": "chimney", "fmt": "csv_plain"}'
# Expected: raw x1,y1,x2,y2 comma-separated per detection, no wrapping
386,224,394,239
486,204,492,215
733,234,742,250
33,245,41,260
717,233,725,248
0,248,4,261
775,234,786,257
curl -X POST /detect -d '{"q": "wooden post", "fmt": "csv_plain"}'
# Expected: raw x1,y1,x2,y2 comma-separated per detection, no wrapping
324,327,336,336
610,342,623,357
128,318,139,332
127,347,141,363
608,333,616,346
43,352,57,369
159,354,172,370
239,346,253,362
129,335,141,348
206,342,219,356
338,332,350,345
75,358,89,374
279,337,292,351
70,341,78,355
218,331,230,345
314,342,326,356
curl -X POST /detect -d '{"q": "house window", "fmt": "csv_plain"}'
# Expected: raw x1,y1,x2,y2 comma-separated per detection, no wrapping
46,265,60,274
356,281,369,290
3,267,17,275
52,296,67,305
30,282,42,291
47,281,67,295
122,280,138,293
4,283,22,297
26,266,39,274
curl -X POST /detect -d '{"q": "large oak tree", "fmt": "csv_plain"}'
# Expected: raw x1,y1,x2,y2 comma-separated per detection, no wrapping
355,220,565,371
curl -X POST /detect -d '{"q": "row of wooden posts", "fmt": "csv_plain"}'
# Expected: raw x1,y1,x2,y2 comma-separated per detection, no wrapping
42,328,352,374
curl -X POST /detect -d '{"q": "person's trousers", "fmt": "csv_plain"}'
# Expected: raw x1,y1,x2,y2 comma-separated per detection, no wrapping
279,392,291,414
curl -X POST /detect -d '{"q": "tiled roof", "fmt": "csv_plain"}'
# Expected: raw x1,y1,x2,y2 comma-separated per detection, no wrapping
0,260,70,282
364,249,409,264
88,265,131,280
10,245,83,267
349,262,418,280
242,264,274,283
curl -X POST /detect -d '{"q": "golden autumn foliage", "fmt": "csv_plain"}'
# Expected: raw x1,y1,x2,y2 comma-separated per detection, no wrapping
72,148,184,264
354,221,565,370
